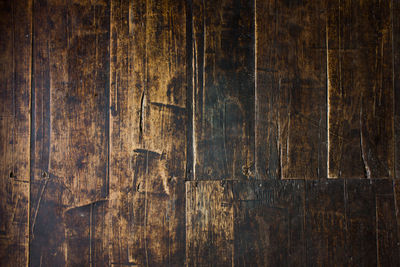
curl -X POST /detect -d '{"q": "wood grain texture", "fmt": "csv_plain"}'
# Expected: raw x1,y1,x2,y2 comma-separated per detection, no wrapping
186,181,234,267
305,180,347,266
394,0,400,179
65,201,109,267
234,180,305,266
109,0,186,265
1,1,400,266
30,0,110,265
345,179,377,266
192,0,255,180
374,180,400,266
256,0,327,180
327,0,394,178
0,0,31,265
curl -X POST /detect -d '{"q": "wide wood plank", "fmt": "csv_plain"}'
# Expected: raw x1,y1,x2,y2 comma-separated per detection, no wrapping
30,0,110,265
327,0,394,178
192,0,255,180
305,180,346,265
65,201,109,267
256,0,327,179
0,0,31,265
345,179,377,266
186,181,234,267
374,180,400,266
109,0,186,265
233,180,305,266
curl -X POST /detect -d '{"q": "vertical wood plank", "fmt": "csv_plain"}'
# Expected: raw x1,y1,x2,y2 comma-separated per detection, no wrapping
192,0,255,180
233,180,305,266
109,0,186,265
30,0,110,265
0,0,31,265
256,0,327,179
305,180,347,265
65,201,109,267
345,180,377,266
327,0,394,178
374,180,400,266
186,181,234,267
394,0,400,179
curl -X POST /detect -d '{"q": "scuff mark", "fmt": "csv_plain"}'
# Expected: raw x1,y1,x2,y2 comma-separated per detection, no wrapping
139,89,146,139
63,199,108,213
31,173,50,240
150,101,185,113
360,102,371,178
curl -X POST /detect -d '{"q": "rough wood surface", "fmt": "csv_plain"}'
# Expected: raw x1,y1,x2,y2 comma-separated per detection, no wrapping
29,0,110,265
0,0,31,265
327,0,394,178
186,181,234,267
191,0,255,181
305,180,347,265
345,179,377,266
1,1,400,266
234,180,305,266
394,0,400,179
109,0,186,265
256,0,327,180
374,180,400,266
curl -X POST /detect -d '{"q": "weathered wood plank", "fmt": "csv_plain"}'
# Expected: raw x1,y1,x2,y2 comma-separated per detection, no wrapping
186,181,234,267
192,0,255,180
256,0,327,180
374,180,400,266
109,0,186,265
305,180,346,265
233,180,305,266
0,0,31,265
394,0,400,179
30,0,110,265
65,201,109,267
345,179,377,266
327,0,394,178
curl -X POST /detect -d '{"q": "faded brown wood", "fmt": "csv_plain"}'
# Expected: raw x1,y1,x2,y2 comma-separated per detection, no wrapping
234,180,305,266
256,0,327,180
327,0,394,178
186,181,234,267
65,201,109,267
2,1,400,266
192,0,255,180
109,0,186,265
30,0,110,265
0,0,31,266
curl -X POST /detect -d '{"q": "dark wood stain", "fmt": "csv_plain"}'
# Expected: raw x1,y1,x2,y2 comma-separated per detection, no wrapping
0,0,399,266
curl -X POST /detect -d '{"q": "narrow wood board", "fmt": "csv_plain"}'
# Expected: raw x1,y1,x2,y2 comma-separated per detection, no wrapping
0,0,32,265
192,0,255,180
109,0,187,265
327,0,394,178
186,181,234,267
29,0,110,265
256,0,327,179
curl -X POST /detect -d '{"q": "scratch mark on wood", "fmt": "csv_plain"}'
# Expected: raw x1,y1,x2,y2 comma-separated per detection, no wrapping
360,103,371,179
150,101,185,113
31,175,49,240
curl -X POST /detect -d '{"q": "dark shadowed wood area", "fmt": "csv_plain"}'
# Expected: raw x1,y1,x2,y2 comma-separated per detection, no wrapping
1,0,400,266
